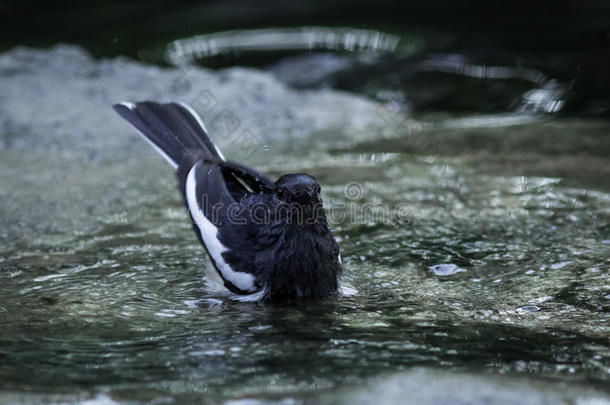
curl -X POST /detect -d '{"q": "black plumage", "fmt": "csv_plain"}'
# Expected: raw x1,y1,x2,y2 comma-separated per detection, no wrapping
113,101,342,301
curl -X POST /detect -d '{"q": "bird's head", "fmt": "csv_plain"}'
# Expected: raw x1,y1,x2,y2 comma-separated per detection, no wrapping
274,173,322,206
274,173,325,227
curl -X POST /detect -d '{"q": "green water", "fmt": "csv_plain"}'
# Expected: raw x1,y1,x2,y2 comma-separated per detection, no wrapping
0,45,609,404
1,122,609,403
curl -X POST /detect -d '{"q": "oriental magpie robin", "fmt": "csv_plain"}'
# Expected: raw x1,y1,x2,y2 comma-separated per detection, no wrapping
113,101,342,301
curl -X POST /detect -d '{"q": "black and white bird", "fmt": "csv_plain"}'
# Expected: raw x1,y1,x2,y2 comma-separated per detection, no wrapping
113,101,342,301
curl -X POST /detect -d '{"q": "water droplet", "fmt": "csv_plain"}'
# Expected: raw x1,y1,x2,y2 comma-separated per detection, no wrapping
532,295,554,303
428,263,465,276
203,350,225,356
249,325,272,331
550,261,571,270
518,305,540,312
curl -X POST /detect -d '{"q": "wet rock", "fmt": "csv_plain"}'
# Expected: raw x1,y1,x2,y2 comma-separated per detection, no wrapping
0,45,385,162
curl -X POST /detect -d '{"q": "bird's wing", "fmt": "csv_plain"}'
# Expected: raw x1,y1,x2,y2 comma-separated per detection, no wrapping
183,161,259,294
220,159,275,196
114,100,273,295
173,101,275,195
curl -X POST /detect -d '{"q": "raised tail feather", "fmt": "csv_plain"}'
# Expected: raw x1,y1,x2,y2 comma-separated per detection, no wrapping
113,101,224,168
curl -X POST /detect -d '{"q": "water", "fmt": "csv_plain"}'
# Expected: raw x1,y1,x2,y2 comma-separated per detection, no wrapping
1,45,609,404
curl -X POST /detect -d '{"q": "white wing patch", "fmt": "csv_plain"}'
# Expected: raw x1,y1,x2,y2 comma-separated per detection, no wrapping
178,102,226,161
231,288,268,302
118,102,178,169
186,164,257,292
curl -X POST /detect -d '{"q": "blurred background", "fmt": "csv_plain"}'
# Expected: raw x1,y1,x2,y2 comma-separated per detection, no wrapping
1,2,610,405
3,0,610,116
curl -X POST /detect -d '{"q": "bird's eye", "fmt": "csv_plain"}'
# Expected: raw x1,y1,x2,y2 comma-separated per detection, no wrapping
276,187,291,201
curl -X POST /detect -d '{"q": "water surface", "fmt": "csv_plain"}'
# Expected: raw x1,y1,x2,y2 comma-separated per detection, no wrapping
0,45,609,404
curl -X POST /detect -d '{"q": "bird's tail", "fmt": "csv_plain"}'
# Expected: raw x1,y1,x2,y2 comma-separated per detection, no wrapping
113,101,225,169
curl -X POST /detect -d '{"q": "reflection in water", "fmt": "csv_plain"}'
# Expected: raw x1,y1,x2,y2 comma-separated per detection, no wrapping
167,27,567,115
418,54,547,83
408,53,567,114
166,27,401,65
520,79,566,113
